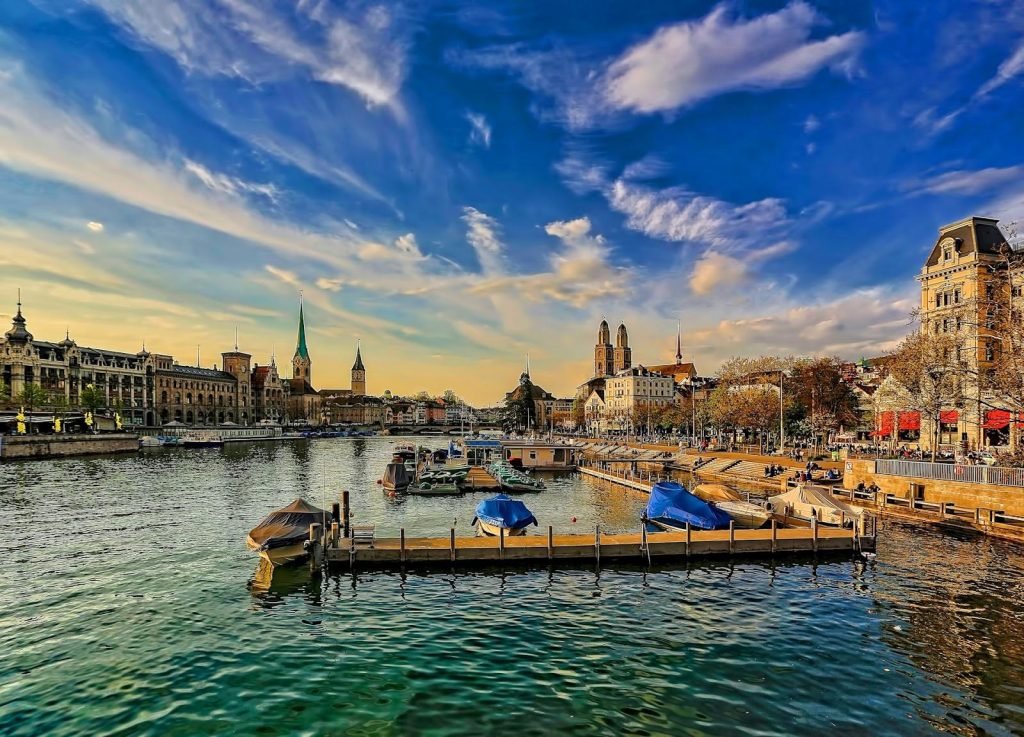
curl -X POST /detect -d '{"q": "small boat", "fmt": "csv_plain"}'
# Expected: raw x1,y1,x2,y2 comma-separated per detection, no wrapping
408,481,461,496
765,484,862,528
692,483,770,528
247,498,329,566
182,437,224,448
472,494,538,536
488,460,545,492
382,458,413,493
139,435,162,448
643,481,732,531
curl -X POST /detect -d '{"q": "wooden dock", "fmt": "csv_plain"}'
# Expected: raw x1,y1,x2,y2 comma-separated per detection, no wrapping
461,466,501,490
578,466,654,492
312,522,874,570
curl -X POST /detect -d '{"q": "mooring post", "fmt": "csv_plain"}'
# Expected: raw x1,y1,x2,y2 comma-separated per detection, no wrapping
450,527,456,563
498,526,505,561
342,490,351,538
770,518,777,554
547,525,553,560
685,521,691,556
728,520,735,555
331,521,339,547
595,525,601,566
811,516,818,552
400,528,406,564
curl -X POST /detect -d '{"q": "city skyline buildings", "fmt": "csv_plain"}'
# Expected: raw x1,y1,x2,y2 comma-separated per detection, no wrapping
0,2,1022,405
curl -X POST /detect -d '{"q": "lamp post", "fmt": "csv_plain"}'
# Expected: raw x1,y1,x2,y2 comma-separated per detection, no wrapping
779,370,785,455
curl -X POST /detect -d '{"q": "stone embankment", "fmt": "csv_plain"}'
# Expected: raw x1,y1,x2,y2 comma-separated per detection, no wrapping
0,433,139,461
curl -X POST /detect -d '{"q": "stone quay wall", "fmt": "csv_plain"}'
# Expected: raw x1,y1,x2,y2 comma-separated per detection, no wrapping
0,433,139,461
845,458,1024,516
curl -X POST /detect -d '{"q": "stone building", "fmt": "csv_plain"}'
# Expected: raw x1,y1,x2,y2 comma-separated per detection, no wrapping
603,366,676,432
915,216,1016,450
252,358,287,423
323,395,384,425
613,323,631,373
1,298,157,426
286,302,322,425
153,352,247,426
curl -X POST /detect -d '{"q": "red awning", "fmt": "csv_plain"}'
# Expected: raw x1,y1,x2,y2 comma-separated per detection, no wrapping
899,411,921,431
939,410,959,424
984,410,1011,429
875,410,894,437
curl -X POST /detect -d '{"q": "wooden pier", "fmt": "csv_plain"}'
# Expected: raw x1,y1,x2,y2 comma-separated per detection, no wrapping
310,520,874,571
578,466,655,492
461,466,501,490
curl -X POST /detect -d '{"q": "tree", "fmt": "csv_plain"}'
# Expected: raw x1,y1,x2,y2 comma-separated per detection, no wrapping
0,378,9,407
713,355,794,450
413,390,432,402
48,391,69,427
16,383,48,413
885,331,965,461
788,357,859,446
502,375,537,432
80,383,106,415
570,396,586,429
442,389,462,405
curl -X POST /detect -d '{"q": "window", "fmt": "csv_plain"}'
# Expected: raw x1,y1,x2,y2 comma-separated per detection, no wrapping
985,342,995,362
954,289,961,304
943,247,952,261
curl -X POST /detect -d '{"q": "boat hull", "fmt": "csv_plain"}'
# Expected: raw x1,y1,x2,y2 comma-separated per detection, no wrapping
246,537,308,566
408,484,460,496
714,500,771,528
476,520,528,537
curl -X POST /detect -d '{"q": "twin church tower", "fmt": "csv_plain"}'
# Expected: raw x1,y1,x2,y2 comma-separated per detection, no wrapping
594,320,631,377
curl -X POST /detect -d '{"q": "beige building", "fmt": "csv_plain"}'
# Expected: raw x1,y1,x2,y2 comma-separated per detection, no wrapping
916,216,1016,450
603,366,676,432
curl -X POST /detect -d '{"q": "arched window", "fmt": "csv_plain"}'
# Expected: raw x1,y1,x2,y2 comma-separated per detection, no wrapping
175,393,181,404
186,411,194,424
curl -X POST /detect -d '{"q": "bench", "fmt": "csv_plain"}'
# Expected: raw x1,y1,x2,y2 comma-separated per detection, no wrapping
351,524,376,548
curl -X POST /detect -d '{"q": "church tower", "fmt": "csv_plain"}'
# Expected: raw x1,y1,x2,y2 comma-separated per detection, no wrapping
291,301,311,385
614,323,631,373
594,320,613,377
675,320,683,364
351,341,366,396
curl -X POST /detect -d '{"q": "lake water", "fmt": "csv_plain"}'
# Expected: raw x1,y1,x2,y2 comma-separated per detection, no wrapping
1,437,1023,735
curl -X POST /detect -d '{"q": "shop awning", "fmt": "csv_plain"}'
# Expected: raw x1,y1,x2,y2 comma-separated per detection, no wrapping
984,409,1011,429
939,410,959,424
873,410,894,437
898,411,921,431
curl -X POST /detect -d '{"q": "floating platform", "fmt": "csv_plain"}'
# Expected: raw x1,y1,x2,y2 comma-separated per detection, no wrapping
314,522,874,570
460,466,501,490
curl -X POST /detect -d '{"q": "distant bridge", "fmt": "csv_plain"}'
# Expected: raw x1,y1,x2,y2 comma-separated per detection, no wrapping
383,424,503,436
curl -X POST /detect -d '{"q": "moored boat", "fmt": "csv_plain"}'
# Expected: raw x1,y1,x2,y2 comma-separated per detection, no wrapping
472,494,538,536
247,498,328,566
765,484,862,527
692,483,771,528
382,458,413,494
643,481,732,531
408,481,461,496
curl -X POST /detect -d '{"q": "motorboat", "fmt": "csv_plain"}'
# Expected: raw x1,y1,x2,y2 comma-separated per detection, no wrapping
472,494,538,536
247,498,329,566
488,460,545,492
407,480,461,496
382,457,413,494
765,484,862,528
643,481,732,531
692,483,771,528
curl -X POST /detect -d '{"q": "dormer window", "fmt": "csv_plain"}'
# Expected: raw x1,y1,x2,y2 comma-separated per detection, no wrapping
943,247,952,261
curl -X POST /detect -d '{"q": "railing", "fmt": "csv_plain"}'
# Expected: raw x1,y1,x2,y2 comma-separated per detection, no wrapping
875,459,1024,488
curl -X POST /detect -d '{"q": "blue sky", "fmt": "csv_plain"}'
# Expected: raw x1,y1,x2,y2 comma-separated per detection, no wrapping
1,0,1023,404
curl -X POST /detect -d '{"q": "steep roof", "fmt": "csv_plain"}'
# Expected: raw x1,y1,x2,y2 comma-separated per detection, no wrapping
352,344,364,371
294,304,309,360
925,216,1008,267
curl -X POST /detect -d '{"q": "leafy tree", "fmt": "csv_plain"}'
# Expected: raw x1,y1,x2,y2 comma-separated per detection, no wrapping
80,383,106,415
788,357,859,445
442,389,462,405
0,378,9,406
502,374,536,432
16,383,48,412
413,390,432,402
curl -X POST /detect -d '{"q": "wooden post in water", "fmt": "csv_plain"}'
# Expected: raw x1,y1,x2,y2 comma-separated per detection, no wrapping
685,521,691,556
728,520,735,555
811,516,818,552
331,521,339,547
400,528,406,564
770,518,777,554
498,526,505,561
342,491,351,538
547,525,553,560
450,527,456,562
595,525,601,566
332,501,340,524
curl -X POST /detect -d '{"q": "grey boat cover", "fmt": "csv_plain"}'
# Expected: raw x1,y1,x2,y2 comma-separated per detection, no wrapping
247,498,327,550
383,460,413,489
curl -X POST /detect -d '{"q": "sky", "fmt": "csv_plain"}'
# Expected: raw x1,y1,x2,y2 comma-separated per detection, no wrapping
1,0,1023,405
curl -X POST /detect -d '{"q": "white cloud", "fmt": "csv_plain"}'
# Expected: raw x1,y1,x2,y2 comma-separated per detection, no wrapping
461,206,505,274
395,232,422,257
86,221,104,232
607,178,789,250
465,111,492,147
184,160,280,202
803,114,821,133
909,165,1024,196
689,251,747,295
603,2,865,114
315,277,344,292
88,0,408,109
357,233,425,263
976,42,1024,99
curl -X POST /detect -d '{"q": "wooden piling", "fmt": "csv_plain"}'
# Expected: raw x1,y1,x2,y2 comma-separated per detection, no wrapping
595,525,601,565
728,521,735,554
342,491,351,538
770,518,777,554
450,528,456,562
331,521,339,546
685,521,691,556
499,526,505,561
811,516,818,552
332,501,341,523
400,528,406,564
547,525,553,560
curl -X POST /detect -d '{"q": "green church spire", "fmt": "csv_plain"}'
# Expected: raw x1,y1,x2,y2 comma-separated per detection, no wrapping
294,302,309,360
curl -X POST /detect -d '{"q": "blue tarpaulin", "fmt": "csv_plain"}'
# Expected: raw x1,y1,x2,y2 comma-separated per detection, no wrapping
644,481,732,530
473,494,538,530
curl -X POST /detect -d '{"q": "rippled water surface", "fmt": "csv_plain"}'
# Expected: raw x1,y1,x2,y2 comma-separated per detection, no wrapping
2,437,1024,736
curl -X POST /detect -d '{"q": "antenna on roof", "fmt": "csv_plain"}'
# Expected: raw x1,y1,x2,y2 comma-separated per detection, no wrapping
234,325,239,351
197,344,200,367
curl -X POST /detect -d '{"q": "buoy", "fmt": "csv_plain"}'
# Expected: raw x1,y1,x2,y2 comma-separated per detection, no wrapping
571,516,577,523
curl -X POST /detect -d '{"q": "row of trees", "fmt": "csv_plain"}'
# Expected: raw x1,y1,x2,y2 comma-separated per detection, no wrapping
0,380,111,416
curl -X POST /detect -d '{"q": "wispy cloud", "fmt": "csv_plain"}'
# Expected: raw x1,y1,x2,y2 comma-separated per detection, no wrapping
87,0,410,110
465,111,492,147
906,165,1024,196
604,2,865,115
461,206,505,274
184,159,280,203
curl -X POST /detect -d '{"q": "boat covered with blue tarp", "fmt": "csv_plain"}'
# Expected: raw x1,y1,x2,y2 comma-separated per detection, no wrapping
644,481,732,531
472,493,538,536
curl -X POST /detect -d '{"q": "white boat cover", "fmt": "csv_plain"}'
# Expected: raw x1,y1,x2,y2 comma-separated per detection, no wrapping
766,485,862,526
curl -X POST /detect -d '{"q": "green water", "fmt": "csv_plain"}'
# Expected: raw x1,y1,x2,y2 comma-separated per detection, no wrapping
2,437,1023,736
